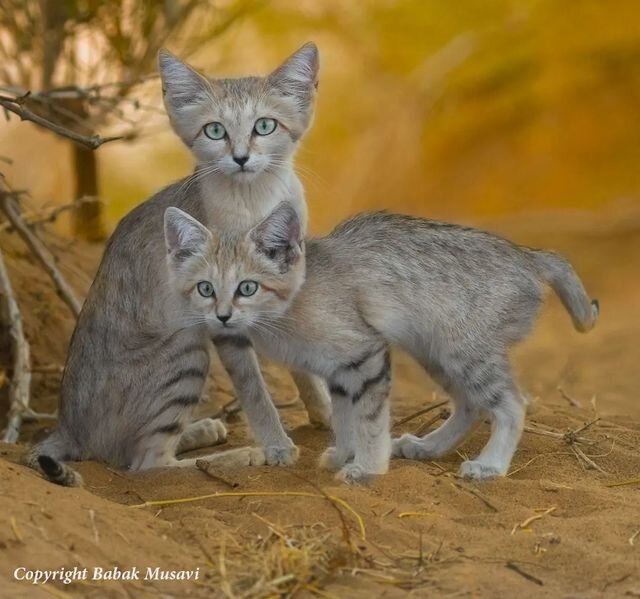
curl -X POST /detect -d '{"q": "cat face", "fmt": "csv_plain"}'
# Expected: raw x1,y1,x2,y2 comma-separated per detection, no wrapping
164,203,305,334
159,44,319,182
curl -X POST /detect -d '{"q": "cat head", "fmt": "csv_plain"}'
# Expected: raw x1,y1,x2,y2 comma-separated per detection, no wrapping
159,43,319,182
164,202,305,334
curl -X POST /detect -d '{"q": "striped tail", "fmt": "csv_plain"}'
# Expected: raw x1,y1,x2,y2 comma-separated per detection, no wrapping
25,432,83,487
37,455,83,487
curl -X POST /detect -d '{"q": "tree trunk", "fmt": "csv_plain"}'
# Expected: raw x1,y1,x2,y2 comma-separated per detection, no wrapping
70,143,106,241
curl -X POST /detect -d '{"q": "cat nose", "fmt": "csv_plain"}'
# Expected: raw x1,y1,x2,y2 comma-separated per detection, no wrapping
233,154,249,167
217,314,231,324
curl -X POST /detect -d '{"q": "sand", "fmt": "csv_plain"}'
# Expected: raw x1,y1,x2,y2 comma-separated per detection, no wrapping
0,215,638,598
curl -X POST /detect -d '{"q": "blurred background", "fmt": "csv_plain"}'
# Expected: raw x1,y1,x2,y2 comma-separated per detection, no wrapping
1,0,640,237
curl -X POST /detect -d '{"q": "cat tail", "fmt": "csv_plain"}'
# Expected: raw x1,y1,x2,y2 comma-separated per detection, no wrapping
533,250,599,333
25,431,83,487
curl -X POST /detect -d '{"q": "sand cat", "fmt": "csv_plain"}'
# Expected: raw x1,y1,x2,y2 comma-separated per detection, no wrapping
27,43,330,485
162,202,598,482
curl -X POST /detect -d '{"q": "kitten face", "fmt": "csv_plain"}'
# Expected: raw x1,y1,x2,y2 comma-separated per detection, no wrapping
159,44,319,182
164,203,305,334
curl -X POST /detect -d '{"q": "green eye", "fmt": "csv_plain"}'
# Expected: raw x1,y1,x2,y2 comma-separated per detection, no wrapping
237,280,258,297
197,281,215,297
203,122,226,140
254,118,277,136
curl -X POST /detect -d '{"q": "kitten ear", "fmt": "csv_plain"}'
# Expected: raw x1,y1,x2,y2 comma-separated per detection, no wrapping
159,49,210,143
164,207,212,263
269,42,319,113
249,202,302,270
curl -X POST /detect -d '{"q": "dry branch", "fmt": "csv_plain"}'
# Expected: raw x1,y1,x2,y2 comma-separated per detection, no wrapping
0,196,100,233
0,93,124,149
0,181,81,317
0,244,31,443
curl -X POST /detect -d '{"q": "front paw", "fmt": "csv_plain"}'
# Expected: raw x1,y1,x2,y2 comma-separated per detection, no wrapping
457,460,504,480
201,418,228,445
307,407,332,430
264,444,299,466
319,447,352,471
335,463,373,485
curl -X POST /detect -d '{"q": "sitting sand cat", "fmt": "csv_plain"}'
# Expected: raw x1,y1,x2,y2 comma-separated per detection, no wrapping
27,44,331,485
162,203,598,482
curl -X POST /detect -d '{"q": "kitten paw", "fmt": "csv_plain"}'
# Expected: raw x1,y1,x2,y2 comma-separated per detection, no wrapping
319,447,352,471
335,463,373,484
201,418,228,445
392,435,438,460
195,446,265,469
457,460,504,480
264,444,300,466
307,406,332,430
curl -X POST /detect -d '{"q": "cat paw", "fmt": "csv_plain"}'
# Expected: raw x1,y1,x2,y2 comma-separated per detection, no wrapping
457,460,504,480
264,444,300,466
195,446,265,470
200,418,228,445
319,447,352,471
307,407,332,430
392,435,438,460
335,463,370,484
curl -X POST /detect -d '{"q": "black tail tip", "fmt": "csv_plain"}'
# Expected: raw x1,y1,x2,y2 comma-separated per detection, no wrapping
38,455,62,477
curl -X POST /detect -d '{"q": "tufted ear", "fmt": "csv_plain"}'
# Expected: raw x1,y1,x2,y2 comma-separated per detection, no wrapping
158,49,211,143
268,42,319,113
249,202,302,271
164,207,212,263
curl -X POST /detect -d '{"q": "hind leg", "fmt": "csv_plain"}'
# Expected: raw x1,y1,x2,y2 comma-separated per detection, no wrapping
290,371,332,429
176,418,227,454
458,390,525,479
132,432,264,471
392,396,479,460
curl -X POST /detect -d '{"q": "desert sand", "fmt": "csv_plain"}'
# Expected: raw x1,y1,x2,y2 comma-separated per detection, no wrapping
1,213,639,598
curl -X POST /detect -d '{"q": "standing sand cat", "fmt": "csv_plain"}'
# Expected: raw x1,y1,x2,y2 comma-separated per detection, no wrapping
27,44,330,485
163,203,599,482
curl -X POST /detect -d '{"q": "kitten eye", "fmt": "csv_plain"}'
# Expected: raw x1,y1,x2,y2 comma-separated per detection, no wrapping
203,122,226,140
254,118,277,136
197,281,215,298
237,280,258,297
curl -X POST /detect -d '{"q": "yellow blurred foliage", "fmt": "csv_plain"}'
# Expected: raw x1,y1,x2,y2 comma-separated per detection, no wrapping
2,0,640,234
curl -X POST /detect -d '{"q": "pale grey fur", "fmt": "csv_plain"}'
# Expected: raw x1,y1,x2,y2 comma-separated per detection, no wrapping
26,44,330,485
163,203,598,482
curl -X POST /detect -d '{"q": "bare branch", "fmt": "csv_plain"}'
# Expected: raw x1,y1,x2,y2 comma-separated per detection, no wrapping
0,243,31,443
0,196,101,233
0,93,124,149
0,178,82,317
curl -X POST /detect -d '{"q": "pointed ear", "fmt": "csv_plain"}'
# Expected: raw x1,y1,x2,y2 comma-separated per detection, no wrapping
249,202,302,271
164,207,212,263
159,49,211,142
269,42,319,113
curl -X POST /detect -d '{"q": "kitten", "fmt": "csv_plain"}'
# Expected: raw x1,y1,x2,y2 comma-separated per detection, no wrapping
27,44,330,486
163,203,598,482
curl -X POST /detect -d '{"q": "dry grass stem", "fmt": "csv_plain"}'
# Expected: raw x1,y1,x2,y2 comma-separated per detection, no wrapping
511,507,556,535
393,398,448,428
129,491,367,541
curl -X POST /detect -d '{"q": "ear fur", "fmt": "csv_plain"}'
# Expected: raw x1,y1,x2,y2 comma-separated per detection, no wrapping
249,202,302,271
269,42,319,115
164,207,212,262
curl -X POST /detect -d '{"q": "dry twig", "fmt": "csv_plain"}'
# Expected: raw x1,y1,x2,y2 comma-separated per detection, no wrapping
0,196,101,233
0,179,81,317
0,241,31,443
0,93,123,149
393,398,449,428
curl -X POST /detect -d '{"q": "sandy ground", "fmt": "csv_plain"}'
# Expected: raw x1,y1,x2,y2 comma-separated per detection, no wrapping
0,213,639,598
